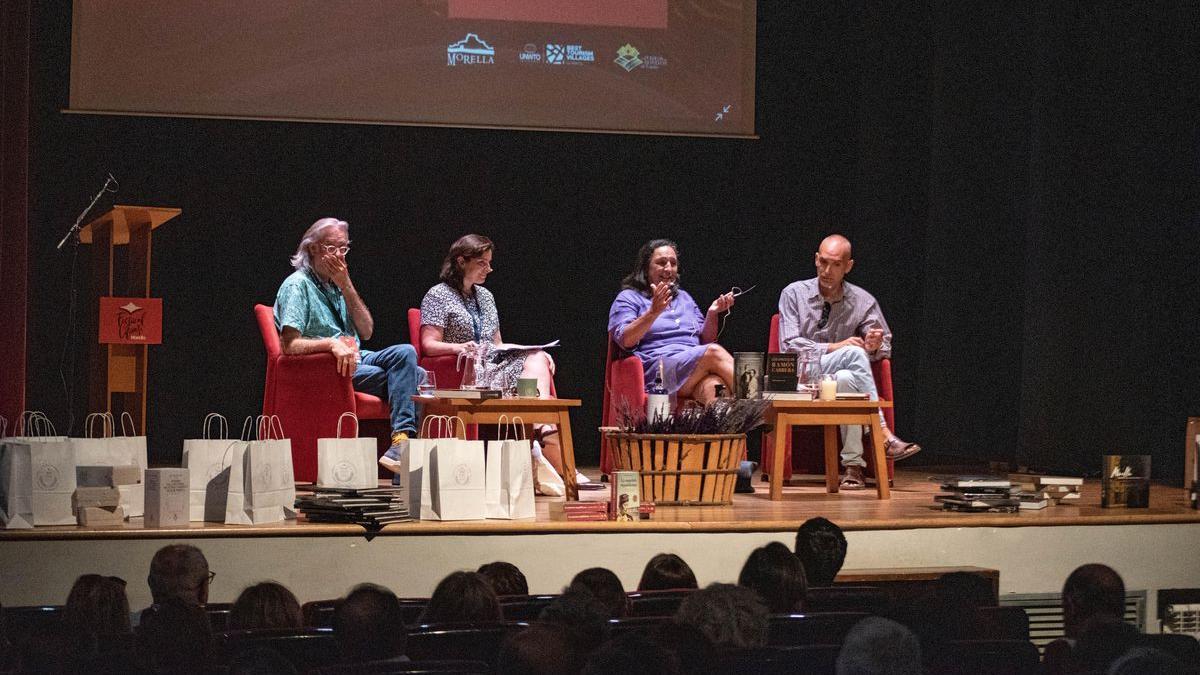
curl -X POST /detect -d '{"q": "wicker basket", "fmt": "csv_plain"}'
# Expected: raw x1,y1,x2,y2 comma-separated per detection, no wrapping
606,432,746,506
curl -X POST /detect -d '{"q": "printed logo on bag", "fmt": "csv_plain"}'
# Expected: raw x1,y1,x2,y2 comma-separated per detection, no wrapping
453,463,472,485
333,461,356,484
36,463,60,490
256,463,273,488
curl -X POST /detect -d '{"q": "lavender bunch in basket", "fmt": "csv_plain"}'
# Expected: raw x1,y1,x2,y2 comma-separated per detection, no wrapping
615,397,770,435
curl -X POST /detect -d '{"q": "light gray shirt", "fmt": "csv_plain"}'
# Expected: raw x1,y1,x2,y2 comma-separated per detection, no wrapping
777,278,892,361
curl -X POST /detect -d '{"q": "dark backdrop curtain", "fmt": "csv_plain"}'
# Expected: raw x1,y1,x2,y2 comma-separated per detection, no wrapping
21,1,1200,480
1,0,30,424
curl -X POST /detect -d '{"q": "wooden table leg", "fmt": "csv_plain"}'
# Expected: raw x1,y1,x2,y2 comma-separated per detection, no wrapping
770,413,787,500
869,415,891,499
558,410,578,501
824,424,840,493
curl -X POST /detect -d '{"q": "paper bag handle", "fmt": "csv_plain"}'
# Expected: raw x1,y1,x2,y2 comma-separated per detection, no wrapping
336,412,359,438
119,411,139,437
17,411,56,437
267,415,285,440
447,416,466,440
202,413,229,440
0,415,7,438
511,416,526,441
85,412,114,439
497,415,510,441
241,416,258,441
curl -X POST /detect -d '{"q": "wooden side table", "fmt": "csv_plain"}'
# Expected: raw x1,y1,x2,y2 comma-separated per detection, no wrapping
414,396,582,500
766,399,894,500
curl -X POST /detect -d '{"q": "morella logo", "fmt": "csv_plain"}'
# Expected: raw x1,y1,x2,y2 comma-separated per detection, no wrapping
546,43,595,65
447,33,495,66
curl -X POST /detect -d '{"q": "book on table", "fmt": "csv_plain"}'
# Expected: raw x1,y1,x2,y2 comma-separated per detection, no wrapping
763,353,798,392
430,388,502,400
946,476,1012,488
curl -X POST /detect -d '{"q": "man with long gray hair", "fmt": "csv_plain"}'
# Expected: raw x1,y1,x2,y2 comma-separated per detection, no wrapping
274,217,422,457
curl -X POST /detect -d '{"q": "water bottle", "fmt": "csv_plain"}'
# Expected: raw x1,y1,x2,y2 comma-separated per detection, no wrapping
646,359,671,422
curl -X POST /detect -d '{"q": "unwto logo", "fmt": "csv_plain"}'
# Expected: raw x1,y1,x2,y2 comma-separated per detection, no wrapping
447,33,495,66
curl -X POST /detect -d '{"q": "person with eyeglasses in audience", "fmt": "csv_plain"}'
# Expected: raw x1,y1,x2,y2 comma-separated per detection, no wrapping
608,239,736,405
275,217,423,460
777,234,921,490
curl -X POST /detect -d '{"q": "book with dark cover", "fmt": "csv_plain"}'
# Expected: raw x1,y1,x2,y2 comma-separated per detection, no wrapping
946,476,1012,488
764,353,797,392
1101,455,1151,508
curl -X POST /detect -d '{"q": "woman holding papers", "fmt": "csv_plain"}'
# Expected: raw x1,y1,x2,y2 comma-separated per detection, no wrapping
420,234,577,494
608,239,736,404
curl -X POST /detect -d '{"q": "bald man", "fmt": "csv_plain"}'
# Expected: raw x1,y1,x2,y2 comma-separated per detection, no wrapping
777,235,920,489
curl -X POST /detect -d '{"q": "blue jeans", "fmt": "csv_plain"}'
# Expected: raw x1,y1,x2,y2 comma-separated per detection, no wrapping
820,346,887,468
353,344,421,435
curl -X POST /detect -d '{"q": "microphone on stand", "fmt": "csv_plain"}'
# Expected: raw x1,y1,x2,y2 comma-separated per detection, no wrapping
56,173,118,251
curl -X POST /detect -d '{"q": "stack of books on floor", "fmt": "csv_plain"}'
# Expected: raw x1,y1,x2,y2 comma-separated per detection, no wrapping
548,501,657,521
295,487,411,526
549,500,610,521
1010,473,1084,508
936,476,1019,513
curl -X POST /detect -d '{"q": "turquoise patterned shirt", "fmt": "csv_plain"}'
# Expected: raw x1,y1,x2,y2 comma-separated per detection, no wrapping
273,269,359,347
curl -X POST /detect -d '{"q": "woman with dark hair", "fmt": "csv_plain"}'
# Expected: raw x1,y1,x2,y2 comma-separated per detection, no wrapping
420,234,578,494
420,571,503,624
737,542,807,614
637,553,699,592
229,581,303,631
63,574,132,637
608,240,735,404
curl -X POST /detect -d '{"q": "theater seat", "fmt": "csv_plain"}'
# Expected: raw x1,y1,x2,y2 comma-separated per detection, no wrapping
804,586,889,615
310,659,491,674
718,645,840,675
405,623,525,666
214,627,341,670
767,612,871,646
927,639,1039,675
626,589,695,617
763,313,895,483
254,304,390,483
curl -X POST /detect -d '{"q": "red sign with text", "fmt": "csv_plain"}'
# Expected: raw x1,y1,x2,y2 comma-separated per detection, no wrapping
99,297,163,344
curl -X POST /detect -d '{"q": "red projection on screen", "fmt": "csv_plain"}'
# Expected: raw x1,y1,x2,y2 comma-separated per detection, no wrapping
448,0,668,29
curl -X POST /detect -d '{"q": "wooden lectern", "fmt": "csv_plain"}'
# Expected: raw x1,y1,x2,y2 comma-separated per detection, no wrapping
80,205,180,434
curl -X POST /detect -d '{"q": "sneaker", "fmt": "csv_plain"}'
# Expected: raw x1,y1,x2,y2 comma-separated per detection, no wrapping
378,434,409,474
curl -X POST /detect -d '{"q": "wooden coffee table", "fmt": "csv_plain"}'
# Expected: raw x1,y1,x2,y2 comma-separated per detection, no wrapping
414,396,582,500
766,399,894,500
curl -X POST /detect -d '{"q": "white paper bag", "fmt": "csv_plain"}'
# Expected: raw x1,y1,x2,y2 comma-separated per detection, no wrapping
317,413,377,489
430,434,486,521
0,440,34,529
182,414,245,521
73,413,148,474
1,413,75,526
485,416,535,519
401,416,463,520
73,413,147,517
226,416,296,525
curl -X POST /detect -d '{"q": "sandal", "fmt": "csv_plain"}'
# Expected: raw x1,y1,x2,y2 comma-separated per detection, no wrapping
840,466,866,490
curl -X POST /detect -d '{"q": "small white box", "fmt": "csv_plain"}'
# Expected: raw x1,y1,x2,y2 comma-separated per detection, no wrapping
118,483,144,518
144,468,189,528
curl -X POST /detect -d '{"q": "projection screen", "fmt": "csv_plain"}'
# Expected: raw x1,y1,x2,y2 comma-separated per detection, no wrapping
69,0,757,137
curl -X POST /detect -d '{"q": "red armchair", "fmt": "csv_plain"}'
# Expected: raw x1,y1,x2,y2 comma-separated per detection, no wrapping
254,304,389,483
600,337,649,475
763,313,896,483
407,308,465,390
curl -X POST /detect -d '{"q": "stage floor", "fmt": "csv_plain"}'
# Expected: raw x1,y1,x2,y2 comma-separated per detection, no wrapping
3,468,1198,611
3,468,1197,541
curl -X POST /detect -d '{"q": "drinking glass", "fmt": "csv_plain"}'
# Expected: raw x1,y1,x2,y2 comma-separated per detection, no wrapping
418,370,437,397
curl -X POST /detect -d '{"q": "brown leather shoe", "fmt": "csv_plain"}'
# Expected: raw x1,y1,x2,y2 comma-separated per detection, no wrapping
884,435,922,461
840,465,866,490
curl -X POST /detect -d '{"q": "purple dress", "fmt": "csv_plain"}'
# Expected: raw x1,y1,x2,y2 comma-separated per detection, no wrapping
608,288,708,395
